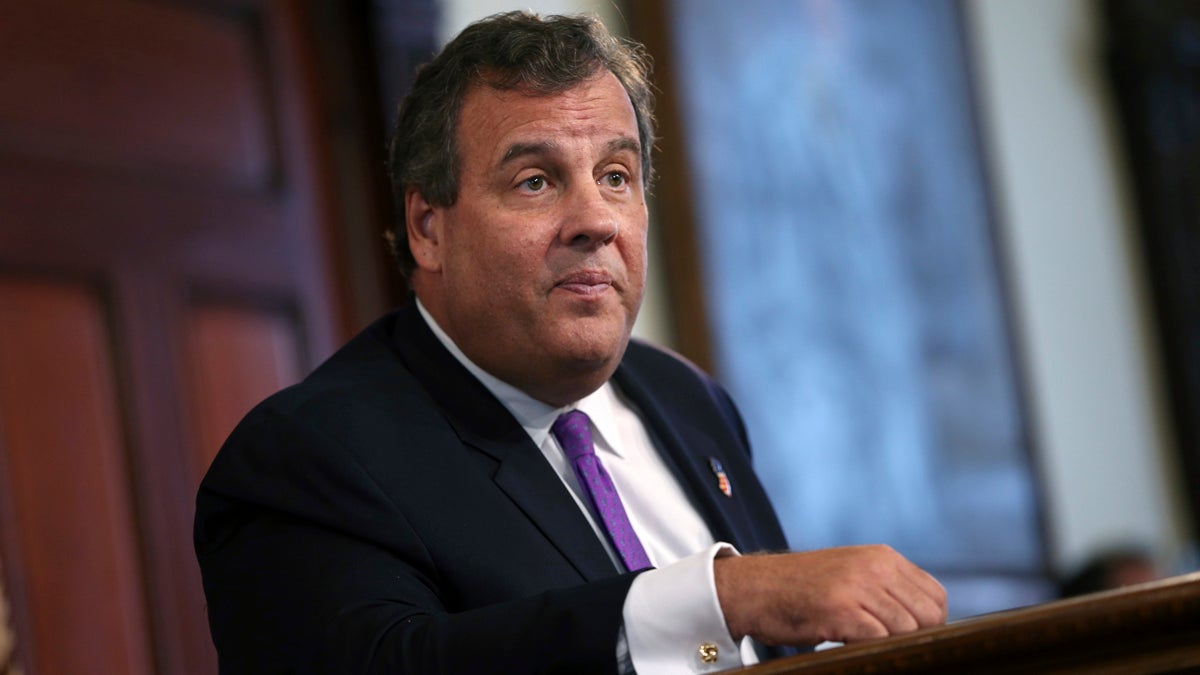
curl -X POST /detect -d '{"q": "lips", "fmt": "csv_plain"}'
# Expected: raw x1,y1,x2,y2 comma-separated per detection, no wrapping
554,270,614,295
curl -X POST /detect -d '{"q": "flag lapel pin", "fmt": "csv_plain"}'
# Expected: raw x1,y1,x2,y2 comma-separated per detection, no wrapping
708,457,732,498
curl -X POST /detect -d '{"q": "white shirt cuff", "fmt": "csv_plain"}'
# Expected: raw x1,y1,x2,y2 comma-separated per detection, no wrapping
622,542,757,674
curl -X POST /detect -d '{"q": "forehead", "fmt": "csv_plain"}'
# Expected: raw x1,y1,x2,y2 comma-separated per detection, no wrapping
455,71,639,164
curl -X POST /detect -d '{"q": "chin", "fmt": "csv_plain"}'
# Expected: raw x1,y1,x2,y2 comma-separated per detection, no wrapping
564,318,632,357
530,330,633,406
549,337,609,366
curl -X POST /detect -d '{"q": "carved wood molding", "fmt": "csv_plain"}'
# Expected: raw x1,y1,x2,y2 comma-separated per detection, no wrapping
737,572,1200,674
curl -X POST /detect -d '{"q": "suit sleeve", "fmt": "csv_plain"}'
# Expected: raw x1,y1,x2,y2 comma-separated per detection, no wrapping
194,408,637,675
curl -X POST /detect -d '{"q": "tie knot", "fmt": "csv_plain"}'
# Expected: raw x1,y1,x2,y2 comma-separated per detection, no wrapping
551,410,594,460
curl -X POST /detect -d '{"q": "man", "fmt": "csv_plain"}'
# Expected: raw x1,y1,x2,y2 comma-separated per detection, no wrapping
194,11,946,674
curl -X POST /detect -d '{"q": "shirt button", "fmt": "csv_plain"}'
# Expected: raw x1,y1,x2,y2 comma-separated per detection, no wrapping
698,642,719,664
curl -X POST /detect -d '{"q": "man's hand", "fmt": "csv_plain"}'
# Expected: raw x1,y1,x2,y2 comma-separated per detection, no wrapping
713,545,947,647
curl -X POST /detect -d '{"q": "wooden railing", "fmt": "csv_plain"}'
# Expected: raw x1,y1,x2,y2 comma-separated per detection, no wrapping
736,571,1200,674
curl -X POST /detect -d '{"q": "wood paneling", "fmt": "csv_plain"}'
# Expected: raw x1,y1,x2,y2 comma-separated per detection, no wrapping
184,304,301,484
0,1,272,188
0,1,427,672
0,279,153,675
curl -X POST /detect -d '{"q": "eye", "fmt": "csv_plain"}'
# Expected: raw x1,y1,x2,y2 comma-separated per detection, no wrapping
522,175,547,192
602,171,628,188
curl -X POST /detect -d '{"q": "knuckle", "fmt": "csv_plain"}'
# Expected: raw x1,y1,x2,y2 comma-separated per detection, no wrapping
895,613,920,634
917,595,948,626
845,619,888,642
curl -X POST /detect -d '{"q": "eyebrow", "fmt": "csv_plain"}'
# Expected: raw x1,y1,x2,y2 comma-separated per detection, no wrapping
498,136,642,167
500,141,556,167
605,136,641,158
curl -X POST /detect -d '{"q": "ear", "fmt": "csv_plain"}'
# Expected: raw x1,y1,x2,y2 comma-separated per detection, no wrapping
405,187,443,273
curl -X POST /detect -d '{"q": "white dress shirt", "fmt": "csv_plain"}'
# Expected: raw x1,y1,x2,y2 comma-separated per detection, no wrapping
416,300,755,673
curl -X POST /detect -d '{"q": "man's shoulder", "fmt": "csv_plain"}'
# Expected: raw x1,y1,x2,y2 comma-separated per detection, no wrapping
200,308,453,493
620,338,722,392
264,312,410,407
617,338,741,421
231,309,438,443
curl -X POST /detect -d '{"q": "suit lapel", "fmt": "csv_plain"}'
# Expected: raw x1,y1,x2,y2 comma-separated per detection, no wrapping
387,303,618,581
613,361,760,552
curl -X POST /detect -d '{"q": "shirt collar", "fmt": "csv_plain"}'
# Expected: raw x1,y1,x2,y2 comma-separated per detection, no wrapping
415,298,627,457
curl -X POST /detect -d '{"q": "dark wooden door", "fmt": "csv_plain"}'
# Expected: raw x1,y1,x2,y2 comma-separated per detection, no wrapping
0,1,377,672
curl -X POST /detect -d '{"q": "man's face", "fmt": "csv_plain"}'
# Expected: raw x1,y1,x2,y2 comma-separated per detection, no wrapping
410,70,648,406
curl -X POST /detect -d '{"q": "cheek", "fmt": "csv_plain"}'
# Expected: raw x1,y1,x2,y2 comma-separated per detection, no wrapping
443,211,509,271
620,225,650,277
448,229,547,298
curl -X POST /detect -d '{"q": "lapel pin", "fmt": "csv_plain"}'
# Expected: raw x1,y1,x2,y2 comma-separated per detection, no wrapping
708,457,733,498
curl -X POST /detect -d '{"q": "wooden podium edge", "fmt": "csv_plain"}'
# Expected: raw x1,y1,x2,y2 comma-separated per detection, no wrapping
736,571,1200,674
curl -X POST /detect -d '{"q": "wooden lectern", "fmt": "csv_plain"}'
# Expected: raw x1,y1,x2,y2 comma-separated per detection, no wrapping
733,572,1200,674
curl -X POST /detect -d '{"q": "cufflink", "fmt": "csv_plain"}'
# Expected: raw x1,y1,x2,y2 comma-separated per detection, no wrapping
698,642,719,664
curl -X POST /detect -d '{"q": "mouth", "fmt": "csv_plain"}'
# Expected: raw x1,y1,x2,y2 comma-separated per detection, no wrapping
553,270,615,296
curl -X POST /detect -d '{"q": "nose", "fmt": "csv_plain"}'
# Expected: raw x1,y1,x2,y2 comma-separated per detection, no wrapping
559,183,619,248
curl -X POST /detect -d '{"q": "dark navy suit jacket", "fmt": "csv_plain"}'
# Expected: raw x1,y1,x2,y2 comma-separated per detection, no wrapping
195,301,788,674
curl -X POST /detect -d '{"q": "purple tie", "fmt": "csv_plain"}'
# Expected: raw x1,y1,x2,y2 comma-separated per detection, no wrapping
551,410,652,572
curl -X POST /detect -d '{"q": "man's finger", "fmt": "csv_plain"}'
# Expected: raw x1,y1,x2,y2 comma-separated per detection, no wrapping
859,589,921,637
